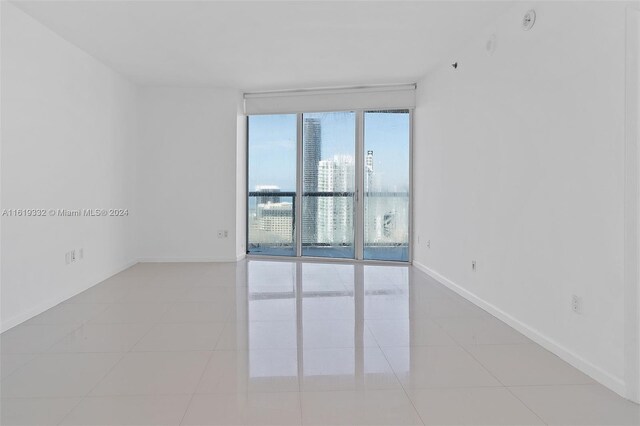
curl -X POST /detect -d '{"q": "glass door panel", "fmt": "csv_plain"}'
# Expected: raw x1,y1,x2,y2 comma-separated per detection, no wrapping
247,114,297,256
302,112,356,258
363,110,410,261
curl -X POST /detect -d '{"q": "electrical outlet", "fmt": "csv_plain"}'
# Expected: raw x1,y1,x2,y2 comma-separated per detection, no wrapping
224,230,228,238
571,295,582,314
427,240,431,249
217,230,227,239
71,250,76,263
471,260,476,271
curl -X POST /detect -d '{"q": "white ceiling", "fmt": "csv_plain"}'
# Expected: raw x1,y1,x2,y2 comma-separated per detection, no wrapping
12,1,511,91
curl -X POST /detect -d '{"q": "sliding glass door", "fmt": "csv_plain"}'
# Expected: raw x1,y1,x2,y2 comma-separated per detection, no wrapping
247,114,297,256
247,109,410,261
363,110,410,261
302,112,356,258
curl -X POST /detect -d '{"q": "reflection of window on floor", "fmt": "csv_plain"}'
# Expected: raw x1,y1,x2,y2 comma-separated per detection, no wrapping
245,262,410,380
249,350,298,379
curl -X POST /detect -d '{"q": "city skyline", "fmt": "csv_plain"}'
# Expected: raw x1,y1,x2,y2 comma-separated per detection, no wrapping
303,117,322,244
248,111,409,192
248,111,409,260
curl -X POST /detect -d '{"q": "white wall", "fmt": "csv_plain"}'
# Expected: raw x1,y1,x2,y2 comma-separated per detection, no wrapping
1,3,139,331
413,2,632,398
625,4,640,403
236,99,247,260
0,4,247,330
136,87,242,262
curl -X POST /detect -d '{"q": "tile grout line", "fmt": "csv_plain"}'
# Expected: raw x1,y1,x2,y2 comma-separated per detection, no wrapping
430,315,527,346
416,262,584,425
7,262,626,425
433,318,549,424
177,349,218,426
3,268,221,420
1,309,105,387
4,286,128,357
365,321,427,426
0,352,43,384
177,313,229,426
55,305,164,426
298,374,304,426
451,334,549,426
501,387,550,426
54,350,127,426
423,303,549,419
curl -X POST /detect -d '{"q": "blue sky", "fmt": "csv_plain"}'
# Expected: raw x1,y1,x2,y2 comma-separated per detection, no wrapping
248,111,409,193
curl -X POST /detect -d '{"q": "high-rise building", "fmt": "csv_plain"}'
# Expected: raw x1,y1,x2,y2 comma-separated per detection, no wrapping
317,155,354,244
365,150,374,190
254,184,281,205
303,118,321,243
364,150,380,244
249,185,294,245
255,201,293,243
364,150,377,243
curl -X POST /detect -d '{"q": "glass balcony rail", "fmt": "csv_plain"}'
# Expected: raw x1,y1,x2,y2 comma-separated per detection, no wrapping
248,192,409,260
247,193,296,256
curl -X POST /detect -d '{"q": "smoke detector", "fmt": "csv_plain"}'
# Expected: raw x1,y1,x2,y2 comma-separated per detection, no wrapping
522,10,536,30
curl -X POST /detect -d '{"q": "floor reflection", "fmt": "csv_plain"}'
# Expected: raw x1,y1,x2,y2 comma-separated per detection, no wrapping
242,260,410,389
3,259,634,425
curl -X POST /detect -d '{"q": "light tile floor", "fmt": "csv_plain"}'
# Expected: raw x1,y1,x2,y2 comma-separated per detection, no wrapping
1,260,638,425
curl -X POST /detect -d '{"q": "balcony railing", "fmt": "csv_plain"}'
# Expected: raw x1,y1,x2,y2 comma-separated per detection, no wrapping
247,191,409,260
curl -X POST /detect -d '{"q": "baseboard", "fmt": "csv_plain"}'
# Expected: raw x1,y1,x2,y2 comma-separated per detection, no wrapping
412,260,628,399
0,259,138,333
1,255,246,333
137,257,241,263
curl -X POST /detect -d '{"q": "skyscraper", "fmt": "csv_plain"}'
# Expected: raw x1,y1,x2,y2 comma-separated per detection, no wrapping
317,155,354,244
364,150,376,243
254,184,281,205
365,150,374,190
303,118,321,243
256,201,294,243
